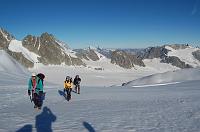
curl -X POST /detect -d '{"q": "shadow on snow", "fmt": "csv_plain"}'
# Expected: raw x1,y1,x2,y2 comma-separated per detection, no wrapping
83,121,96,132
58,89,65,97
16,106,56,132
58,89,68,100
35,106,57,132
16,124,32,132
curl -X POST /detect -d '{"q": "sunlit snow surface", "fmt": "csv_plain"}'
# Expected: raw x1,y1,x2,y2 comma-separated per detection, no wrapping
1,79,200,132
1,49,200,132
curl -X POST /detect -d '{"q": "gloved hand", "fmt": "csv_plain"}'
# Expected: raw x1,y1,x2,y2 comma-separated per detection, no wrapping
28,90,31,96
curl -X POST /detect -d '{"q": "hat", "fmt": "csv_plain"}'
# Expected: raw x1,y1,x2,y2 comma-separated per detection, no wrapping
32,73,36,77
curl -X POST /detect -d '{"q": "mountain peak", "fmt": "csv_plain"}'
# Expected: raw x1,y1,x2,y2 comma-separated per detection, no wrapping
88,45,97,50
0,27,15,40
0,27,15,49
40,32,55,42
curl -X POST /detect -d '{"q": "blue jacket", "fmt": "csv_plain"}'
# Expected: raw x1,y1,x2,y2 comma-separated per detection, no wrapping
28,76,44,94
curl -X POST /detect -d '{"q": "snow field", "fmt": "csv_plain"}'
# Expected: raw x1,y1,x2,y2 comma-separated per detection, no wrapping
1,80,200,132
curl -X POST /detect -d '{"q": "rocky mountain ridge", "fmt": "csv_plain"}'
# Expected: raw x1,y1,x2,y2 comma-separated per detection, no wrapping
0,27,199,69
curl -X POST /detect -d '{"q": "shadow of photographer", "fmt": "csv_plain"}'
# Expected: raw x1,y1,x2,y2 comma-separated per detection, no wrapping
35,106,56,132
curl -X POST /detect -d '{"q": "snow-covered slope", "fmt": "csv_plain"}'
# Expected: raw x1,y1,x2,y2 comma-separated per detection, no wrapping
83,56,123,72
165,46,200,67
0,50,29,85
55,40,77,58
8,40,40,63
123,68,200,87
29,57,183,87
0,50,28,74
29,65,140,87
1,72,200,132
1,51,200,131
143,58,179,72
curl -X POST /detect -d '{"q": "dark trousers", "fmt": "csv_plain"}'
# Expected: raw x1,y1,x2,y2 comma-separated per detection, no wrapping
33,92,43,108
64,88,72,95
75,84,80,93
64,88,72,100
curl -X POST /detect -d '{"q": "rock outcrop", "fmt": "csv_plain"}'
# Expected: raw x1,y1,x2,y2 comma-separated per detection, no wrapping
75,48,100,61
22,33,85,66
0,28,14,49
161,56,192,68
111,50,145,69
141,46,168,59
192,50,200,62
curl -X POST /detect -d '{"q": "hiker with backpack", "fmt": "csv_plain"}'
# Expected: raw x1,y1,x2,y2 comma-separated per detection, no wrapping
28,73,45,109
64,76,73,101
73,75,81,94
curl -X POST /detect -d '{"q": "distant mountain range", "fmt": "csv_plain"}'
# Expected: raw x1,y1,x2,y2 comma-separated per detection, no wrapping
0,27,200,70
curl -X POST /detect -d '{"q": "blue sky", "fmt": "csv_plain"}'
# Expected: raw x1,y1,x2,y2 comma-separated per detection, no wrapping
0,0,200,48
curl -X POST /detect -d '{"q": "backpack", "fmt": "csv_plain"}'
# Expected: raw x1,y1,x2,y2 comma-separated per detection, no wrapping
37,73,45,85
37,73,45,79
